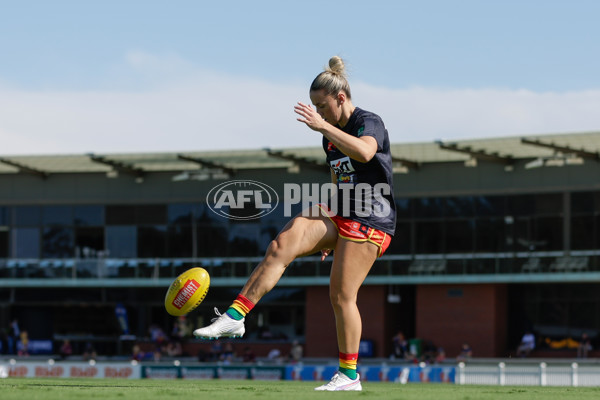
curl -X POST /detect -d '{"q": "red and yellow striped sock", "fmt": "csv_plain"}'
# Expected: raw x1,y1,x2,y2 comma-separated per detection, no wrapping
339,352,358,380
225,294,254,321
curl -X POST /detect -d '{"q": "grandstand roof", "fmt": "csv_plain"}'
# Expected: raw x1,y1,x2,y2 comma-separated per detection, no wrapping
1,131,599,178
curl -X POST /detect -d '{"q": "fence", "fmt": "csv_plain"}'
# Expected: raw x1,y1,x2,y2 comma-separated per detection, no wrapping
2,251,600,284
3,359,600,386
456,361,600,387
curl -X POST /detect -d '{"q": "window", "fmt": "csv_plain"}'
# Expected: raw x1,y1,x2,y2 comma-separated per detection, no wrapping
0,207,7,258
106,206,136,225
138,225,167,258
42,227,74,258
13,206,41,226
167,225,194,258
107,204,167,225
511,217,532,251
414,198,444,218
532,217,563,251
228,222,260,256
167,203,221,258
106,226,137,258
42,205,73,226
11,228,40,258
387,222,411,254
475,195,506,216
196,223,229,257
136,205,167,225
75,227,105,257
534,193,563,215
569,192,598,251
475,218,508,253
445,197,475,217
0,206,8,225
395,198,413,218
167,203,204,224
74,205,104,226
415,221,444,254
0,229,8,258
445,219,474,253
570,216,595,250
507,193,563,216
507,195,535,216
571,191,595,214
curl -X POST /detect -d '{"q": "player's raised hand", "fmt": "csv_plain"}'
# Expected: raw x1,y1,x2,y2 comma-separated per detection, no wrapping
294,102,327,132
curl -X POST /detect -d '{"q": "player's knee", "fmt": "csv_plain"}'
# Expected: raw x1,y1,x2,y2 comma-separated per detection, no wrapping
267,228,297,257
266,237,283,258
266,233,293,260
329,290,355,310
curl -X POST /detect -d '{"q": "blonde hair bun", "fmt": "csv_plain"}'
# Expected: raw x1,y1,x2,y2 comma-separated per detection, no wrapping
327,56,346,77
310,56,351,99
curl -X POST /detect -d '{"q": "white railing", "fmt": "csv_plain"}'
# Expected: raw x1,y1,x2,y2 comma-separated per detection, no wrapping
457,361,600,387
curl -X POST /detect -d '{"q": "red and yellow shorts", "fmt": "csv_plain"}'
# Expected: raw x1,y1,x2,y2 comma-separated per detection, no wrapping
317,203,392,257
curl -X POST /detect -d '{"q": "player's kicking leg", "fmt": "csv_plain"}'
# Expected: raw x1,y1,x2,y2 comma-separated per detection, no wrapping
193,206,337,339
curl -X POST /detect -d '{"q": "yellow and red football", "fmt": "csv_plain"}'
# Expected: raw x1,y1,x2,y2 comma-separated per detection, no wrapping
164,267,210,316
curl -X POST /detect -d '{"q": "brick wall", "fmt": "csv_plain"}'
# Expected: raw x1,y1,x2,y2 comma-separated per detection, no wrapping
416,284,507,357
305,285,389,358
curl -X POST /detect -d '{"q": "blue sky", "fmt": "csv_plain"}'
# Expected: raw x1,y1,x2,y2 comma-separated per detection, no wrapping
1,0,599,155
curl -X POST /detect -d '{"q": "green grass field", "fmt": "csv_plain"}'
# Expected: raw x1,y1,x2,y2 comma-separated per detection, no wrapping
1,379,600,400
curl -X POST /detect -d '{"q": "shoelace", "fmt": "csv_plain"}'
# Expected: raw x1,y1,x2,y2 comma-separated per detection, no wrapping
210,307,224,322
324,373,341,386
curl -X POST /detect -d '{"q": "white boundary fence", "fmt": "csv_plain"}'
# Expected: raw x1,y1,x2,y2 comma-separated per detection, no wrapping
457,361,600,386
2,359,600,386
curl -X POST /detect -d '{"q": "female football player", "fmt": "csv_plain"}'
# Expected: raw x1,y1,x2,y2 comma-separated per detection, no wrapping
194,56,396,391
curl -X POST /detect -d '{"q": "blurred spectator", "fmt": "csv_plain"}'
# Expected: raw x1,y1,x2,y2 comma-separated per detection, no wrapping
149,324,168,346
197,348,208,362
131,344,145,361
18,330,29,356
221,342,235,364
258,326,274,340
83,342,97,361
149,324,168,361
152,348,162,362
421,339,438,364
267,348,282,364
208,340,223,361
391,331,410,360
456,343,472,361
289,340,303,363
578,332,593,359
435,347,446,364
59,339,73,360
516,331,535,357
242,346,256,363
171,316,192,341
166,340,183,357
8,319,20,355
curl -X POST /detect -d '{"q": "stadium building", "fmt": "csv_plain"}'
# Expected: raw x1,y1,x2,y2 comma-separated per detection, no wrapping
1,131,600,359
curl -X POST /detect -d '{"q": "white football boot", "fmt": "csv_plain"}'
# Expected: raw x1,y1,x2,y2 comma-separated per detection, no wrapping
193,307,245,339
314,372,362,391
